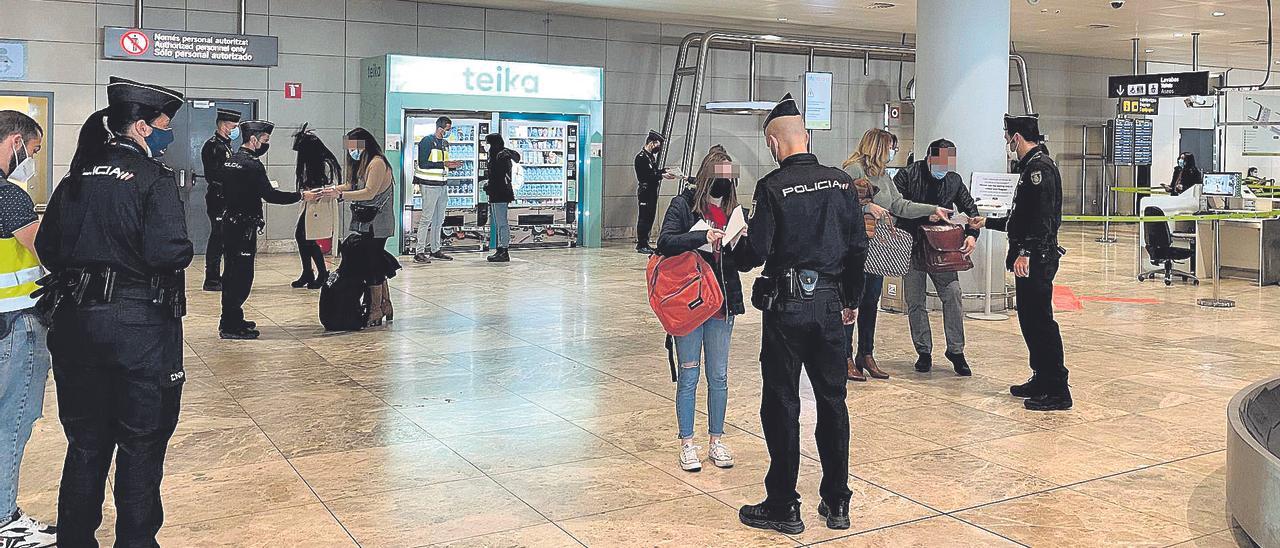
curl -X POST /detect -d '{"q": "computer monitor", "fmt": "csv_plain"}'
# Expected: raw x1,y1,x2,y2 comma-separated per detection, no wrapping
1202,172,1241,197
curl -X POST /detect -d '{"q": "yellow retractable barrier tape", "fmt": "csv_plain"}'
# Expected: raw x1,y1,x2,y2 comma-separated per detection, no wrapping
1062,211,1280,222
1109,187,1167,195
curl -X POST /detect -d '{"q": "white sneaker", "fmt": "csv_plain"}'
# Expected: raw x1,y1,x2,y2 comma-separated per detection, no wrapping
0,509,56,548
679,443,702,472
709,441,735,468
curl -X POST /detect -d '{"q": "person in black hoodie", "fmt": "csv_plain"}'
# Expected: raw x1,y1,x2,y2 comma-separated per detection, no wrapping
655,145,747,474
893,139,979,375
1164,152,1203,196
479,133,521,262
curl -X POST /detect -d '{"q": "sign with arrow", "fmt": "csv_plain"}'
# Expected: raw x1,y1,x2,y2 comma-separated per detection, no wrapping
1108,71,1209,98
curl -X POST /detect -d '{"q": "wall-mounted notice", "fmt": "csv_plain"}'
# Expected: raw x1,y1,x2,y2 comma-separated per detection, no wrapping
0,42,27,81
804,71,833,131
103,27,279,67
970,172,1020,208
1242,95,1280,157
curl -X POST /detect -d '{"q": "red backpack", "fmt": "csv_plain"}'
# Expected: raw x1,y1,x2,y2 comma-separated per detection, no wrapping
647,251,725,381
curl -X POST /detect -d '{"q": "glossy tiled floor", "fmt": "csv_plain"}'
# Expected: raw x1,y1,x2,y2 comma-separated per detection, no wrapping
18,225,1273,547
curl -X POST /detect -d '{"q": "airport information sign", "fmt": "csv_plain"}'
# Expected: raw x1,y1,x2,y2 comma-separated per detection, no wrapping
1108,71,1209,98
103,27,279,67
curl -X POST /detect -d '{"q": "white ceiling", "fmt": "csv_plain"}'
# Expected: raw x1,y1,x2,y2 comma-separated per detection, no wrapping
448,0,1278,71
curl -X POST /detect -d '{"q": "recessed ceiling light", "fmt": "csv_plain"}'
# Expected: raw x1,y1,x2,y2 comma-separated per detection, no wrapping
1040,8,1048,12
761,34,783,41
1145,48,1155,53
865,2,896,9
1174,33,1185,37
776,17,788,22
1086,23,1113,29
1212,11,1227,17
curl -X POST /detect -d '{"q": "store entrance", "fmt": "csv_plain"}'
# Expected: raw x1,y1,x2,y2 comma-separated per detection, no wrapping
167,99,256,252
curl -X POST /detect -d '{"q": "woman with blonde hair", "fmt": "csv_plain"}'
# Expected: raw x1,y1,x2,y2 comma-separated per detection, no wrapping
655,145,750,473
841,129,948,381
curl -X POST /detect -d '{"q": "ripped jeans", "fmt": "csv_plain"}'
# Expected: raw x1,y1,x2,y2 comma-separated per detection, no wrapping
673,316,733,440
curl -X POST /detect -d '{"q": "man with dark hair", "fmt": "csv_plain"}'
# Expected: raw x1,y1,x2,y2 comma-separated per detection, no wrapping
634,129,676,254
736,94,867,534
218,120,318,339
0,110,56,547
413,116,461,264
199,108,241,292
893,138,979,375
971,114,1070,411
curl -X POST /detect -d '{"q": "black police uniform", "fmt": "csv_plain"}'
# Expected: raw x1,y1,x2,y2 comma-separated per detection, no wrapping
634,130,666,252
199,108,240,289
986,141,1069,400
34,77,192,547
734,103,868,532
219,133,301,334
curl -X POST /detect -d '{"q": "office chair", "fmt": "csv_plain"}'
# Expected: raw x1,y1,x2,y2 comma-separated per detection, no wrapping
1138,206,1199,286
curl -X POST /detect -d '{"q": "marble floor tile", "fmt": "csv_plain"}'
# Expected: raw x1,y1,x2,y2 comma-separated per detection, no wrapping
572,407,697,453
1166,451,1227,478
1056,414,1225,461
957,394,1131,429
1069,378,1206,413
438,421,626,475
1168,529,1255,548
253,405,433,459
398,394,568,437
956,430,1157,486
1071,465,1230,534
427,523,584,548
163,425,285,475
854,449,1056,512
558,494,797,547
492,455,701,521
811,516,1020,547
326,476,547,547
289,440,482,501
632,431,819,494
157,503,357,547
522,381,672,420
956,488,1201,547
862,403,1043,447
160,460,319,526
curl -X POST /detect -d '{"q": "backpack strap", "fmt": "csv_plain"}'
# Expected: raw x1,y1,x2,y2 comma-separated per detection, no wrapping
666,334,677,382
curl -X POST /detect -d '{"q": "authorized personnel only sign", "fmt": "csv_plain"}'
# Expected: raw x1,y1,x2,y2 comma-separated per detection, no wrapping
103,27,279,67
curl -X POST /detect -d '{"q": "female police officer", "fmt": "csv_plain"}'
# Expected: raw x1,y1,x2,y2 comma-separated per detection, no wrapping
35,76,193,547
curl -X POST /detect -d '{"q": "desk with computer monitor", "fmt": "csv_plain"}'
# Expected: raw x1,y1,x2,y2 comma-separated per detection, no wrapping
1195,172,1280,286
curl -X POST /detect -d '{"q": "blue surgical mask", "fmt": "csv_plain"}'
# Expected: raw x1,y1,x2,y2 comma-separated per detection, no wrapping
930,168,948,180
229,127,241,142
1177,159,1185,168
349,149,361,161
888,149,897,162
145,126,175,157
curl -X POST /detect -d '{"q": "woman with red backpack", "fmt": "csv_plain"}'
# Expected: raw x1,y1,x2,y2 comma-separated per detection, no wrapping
655,146,749,473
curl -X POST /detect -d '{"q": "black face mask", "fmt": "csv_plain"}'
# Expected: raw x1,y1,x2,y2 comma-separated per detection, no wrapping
709,178,734,199
251,142,270,158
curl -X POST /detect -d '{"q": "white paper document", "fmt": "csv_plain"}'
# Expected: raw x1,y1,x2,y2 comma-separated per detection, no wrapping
946,212,971,226
722,206,747,249
689,220,714,252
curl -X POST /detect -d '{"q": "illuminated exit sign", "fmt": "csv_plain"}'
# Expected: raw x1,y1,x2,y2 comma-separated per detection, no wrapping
385,56,603,101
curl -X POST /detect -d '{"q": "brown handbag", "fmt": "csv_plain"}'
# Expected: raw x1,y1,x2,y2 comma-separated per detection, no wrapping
852,178,877,238
916,223,974,273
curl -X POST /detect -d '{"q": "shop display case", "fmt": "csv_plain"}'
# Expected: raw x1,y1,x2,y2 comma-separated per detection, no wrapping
501,120,578,208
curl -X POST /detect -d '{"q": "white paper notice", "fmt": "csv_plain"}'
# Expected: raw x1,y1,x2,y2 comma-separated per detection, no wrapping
722,206,747,249
690,220,713,252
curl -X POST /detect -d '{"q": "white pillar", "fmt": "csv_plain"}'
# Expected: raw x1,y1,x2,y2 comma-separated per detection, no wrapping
915,0,1011,311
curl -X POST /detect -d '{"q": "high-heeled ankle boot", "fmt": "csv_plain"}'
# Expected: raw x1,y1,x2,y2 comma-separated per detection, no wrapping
366,284,386,327
856,354,891,379
308,269,328,290
381,282,394,322
845,357,867,382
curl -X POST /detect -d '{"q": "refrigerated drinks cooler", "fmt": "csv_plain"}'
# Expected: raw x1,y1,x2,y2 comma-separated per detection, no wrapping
360,54,605,255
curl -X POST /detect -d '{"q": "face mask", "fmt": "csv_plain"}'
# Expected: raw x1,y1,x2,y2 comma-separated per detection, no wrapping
709,178,734,199
1006,139,1019,161
349,149,361,161
145,126,175,157
229,127,241,142
929,167,948,180
251,142,270,158
888,149,897,163
6,141,35,184
1177,159,1186,168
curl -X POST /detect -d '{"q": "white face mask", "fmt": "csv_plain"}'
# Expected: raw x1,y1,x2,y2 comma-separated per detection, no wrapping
1006,138,1019,162
7,141,35,184
888,148,897,163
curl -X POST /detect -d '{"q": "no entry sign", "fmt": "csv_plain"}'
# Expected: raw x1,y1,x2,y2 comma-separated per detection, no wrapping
120,30,149,56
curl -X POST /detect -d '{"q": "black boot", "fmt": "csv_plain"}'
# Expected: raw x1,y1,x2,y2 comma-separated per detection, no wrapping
945,352,972,376
487,247,510,262
1010,376,1048,398
816,500,850,530
1025,387,1073,411
291,271,314,288
914,353,932,373
739,501,804,535
202,277,222,291
308,270,328,290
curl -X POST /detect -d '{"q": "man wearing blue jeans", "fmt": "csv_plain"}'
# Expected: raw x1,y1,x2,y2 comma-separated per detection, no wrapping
0,111,56,547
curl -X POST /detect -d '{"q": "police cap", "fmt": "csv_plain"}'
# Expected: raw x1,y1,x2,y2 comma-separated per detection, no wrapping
1004,113,1043,142
239,120,275,135
107,76,184,118
216,108,242,123
646,129,664,144
763,93,801,129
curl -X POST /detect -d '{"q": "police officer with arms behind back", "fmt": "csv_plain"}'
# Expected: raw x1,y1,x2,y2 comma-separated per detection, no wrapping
199,108,241,292
735,94,869,534
218,120,318,339
34,76,192,548
970,114,1071,412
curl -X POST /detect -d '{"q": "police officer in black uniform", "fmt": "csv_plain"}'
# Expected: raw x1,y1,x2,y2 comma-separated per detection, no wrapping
219,120,316,339
971,114,1071,411
34,76,192,548
199,108,240,292
735,94,868,534
634,129,675,254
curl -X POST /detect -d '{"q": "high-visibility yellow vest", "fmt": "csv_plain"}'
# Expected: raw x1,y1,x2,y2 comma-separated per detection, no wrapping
414,137,449,183
0,237,42,313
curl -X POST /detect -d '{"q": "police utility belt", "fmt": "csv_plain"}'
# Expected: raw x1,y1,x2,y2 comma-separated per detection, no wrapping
33,267,186,318
224,213,265,236
751,269,840,312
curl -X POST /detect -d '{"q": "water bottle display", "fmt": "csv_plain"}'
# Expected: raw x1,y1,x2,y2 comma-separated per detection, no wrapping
502,120,578,207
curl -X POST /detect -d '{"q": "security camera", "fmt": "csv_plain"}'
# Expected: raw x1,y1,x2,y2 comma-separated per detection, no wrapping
1110,0,1125,8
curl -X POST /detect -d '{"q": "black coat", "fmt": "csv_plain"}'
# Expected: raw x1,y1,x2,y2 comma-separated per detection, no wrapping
655,189,746,316
893,160,981,238
1169,166,1202,196
986,144,1063,261
480,148,521,204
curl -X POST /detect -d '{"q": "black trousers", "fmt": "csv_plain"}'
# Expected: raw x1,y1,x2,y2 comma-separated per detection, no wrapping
760,288,851,508
843,273,884,358
204,199,224,281
1015,251,1069,390
636,187,658,248
220,225,256,330
295,213,325,278
50,296,183,548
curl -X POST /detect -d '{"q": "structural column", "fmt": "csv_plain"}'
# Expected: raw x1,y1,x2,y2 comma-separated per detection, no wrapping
915,0,1012,311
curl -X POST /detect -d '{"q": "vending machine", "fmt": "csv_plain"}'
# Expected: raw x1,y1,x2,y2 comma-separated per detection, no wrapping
401,112,493,253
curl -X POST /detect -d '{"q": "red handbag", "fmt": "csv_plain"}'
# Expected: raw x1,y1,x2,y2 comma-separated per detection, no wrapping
916,224,973,273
